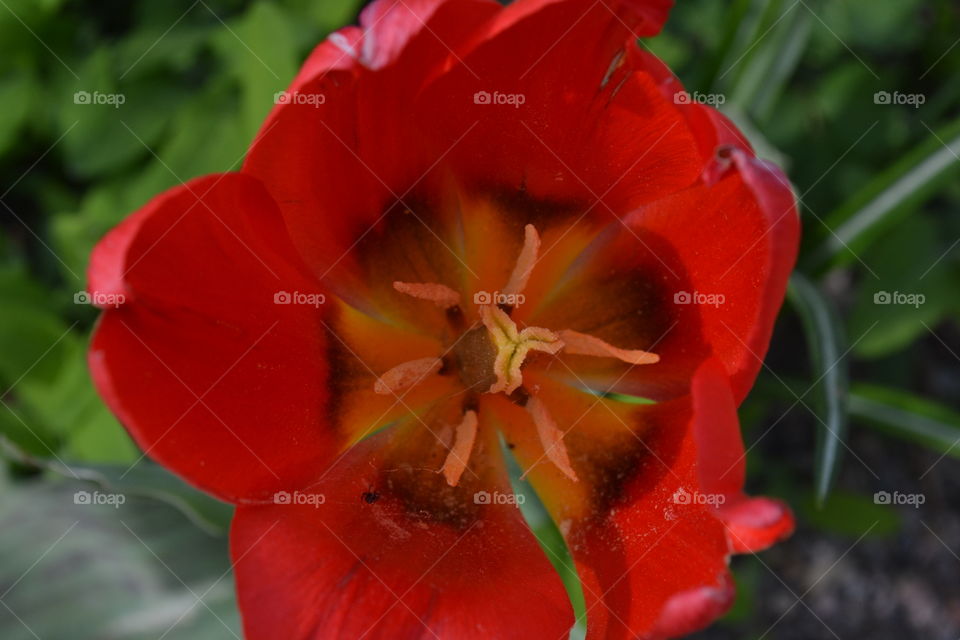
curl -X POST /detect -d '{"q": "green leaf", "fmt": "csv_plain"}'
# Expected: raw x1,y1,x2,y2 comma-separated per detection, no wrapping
0,304,70,387
136,80,248,184
846,214,953,358
284,0,361,33
503,440,586,625
16,339,139,464
59,462,234,536
787,273,849,505
850,383,960,458
727,0,819,123
212,1,299,140
797,490,900,538
58,50,140,179
0,70,34,157
1,438,233,536
0,477,238,640
115,21,212,79
810,117,960,269
810,0,924,54
50,84,248,279
696,0,751,91
722,562,759,622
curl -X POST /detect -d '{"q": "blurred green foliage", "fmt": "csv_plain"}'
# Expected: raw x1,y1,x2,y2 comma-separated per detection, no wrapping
1,0,958,637
0,1,360,636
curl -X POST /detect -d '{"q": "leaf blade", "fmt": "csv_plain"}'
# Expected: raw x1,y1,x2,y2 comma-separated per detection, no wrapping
787,273,850,504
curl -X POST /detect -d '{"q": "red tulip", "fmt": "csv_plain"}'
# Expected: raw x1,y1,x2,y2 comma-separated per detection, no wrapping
88,0,799,637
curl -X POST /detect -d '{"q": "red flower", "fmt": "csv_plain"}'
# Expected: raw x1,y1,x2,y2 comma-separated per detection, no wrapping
88,0,799,638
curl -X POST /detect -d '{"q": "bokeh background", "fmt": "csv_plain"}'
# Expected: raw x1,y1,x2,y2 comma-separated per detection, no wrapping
1,0,959,638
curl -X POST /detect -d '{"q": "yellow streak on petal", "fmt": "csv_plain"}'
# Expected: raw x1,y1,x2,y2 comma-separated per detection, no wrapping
393,281,461,309
373,357,443,395
558,330,660,365
441,410,478,487
502,224,540,296
526,396,578,482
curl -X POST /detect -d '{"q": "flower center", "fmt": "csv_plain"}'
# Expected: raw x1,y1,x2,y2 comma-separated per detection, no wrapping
373,224,660,486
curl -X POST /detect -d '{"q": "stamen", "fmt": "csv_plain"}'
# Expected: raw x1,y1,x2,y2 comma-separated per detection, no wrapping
558,330,659,365
393,281,461,309
441,410,478,487
373,357,443,395
502,224,540,296
524,396,578,482
480,305,563,394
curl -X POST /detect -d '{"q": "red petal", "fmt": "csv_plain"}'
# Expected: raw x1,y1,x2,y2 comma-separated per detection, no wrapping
498,359,791,639
624,45,753,161
621,0,674,35
415,1,700,211
691,359,795,553
650,572,736,639
88,174,337,502
622,150,799,403
243,0,500,288
231,430,573,639
569,412,734,640
356,0,498,70
718,496,795,554
481,374,731,638
245,0,689,299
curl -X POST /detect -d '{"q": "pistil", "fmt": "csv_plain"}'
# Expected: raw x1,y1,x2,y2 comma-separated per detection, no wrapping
479,304,563,394
378,223,662,487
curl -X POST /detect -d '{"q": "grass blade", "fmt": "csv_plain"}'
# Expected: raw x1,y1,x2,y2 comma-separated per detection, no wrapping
850,383,960,458
787,273,849,504
808,117,960,270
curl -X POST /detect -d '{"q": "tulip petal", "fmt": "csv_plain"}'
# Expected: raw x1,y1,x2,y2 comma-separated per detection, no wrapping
416,1,702,212
628,151,800,403
495,359,791,639
243,0,501,292
88,174,338,502
231,427,573,640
